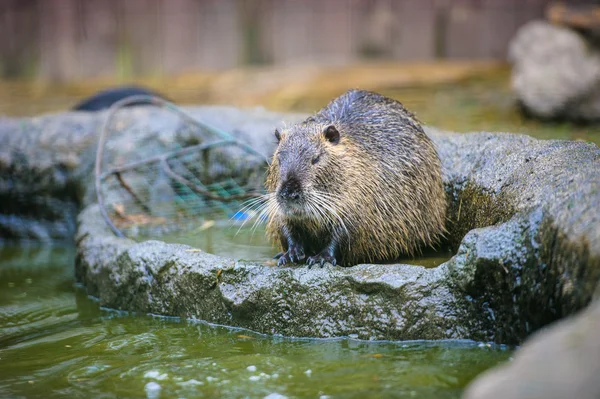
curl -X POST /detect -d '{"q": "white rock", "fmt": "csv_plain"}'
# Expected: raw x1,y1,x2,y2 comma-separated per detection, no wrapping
144,382,161,399
263,393,288,399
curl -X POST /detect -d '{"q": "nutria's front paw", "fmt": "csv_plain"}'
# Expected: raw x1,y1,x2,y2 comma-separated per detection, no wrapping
306,253,337,268
277,244,306,266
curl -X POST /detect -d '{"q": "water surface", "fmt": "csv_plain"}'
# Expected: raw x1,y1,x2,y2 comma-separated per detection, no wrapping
0,245,511,399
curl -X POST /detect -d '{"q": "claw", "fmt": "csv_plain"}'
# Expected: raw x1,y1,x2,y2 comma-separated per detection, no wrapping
306,252,337,268
277,255,289,266
276,243,305,266
294,248,306,262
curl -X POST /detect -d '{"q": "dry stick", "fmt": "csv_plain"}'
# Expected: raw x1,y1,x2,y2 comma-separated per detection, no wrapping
114,171,153,214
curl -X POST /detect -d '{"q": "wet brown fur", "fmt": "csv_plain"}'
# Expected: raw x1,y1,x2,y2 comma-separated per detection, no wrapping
264,89,446,266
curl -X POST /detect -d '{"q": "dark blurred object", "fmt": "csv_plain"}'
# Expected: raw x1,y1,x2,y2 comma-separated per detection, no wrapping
546,2,600,34
72,85,169,111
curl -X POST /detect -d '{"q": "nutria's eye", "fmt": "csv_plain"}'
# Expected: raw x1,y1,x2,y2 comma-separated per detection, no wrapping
324,125,340,144
274,129,281,142
311,154,321,165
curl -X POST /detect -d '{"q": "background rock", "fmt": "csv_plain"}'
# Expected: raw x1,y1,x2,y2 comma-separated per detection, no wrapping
508,20,600,121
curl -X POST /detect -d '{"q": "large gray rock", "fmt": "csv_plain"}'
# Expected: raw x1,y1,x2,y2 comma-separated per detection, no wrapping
2,106,600,344
76,204,459,340
509,20,600,121
435,130,600,342
0,114,98,242
464,300,600,399
0,106,298,242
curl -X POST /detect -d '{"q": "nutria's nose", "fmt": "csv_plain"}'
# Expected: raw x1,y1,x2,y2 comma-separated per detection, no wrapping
279,177,302,201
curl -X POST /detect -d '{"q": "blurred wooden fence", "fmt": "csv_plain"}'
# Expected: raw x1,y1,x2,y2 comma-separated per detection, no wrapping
0,0,584,81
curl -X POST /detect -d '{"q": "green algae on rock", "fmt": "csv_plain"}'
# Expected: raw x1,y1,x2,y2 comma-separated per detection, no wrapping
1,106,599,344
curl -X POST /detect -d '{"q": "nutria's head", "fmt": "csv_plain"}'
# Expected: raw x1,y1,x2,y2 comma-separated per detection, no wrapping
265,121,346,218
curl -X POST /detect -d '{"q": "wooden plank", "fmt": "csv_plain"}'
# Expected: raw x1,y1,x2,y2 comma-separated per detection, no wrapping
311,0,354,63
160,0,200,74
119,0,163,77
0,0,41,78
479,0,519,59
0,0,17,76
351,0,394,59
444,0,486,59
270,0,316,65
78,0,118,78
39,0,81,81
196,0,240,69
391,0,437,60
254,0,276,65
514,0,551,32
239,0,274,65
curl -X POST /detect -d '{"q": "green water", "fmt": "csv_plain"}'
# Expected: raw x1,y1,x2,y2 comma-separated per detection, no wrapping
0,245,512,399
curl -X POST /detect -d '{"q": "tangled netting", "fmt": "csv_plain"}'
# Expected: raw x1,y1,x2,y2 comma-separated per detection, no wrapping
95,96,268,238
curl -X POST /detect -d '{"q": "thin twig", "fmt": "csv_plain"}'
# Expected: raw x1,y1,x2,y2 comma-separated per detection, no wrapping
114,172,153,214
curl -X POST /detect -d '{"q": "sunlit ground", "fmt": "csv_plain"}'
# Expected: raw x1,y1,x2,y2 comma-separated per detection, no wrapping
1,61,598,144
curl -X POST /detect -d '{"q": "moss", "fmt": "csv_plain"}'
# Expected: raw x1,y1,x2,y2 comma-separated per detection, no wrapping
444,182,516,250
446,209,600,345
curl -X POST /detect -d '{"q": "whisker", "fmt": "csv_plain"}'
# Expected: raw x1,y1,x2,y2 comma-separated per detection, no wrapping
232,193,275,235
310,191,352,247
251,203,271,233
235,200,269,235
251,195,280,235
230,195,269,221
308,195,335,229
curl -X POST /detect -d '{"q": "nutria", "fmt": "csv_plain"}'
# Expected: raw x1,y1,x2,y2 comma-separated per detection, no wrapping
72,85,169,111
263,89,446,267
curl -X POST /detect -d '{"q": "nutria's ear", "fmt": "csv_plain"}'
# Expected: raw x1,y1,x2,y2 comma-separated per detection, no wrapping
323,125,340,144
274,128,281,142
